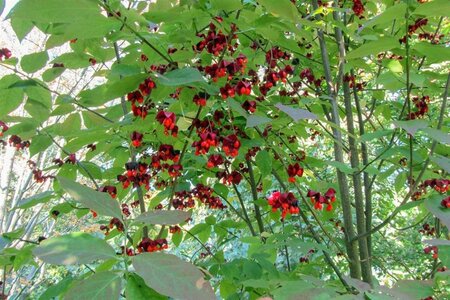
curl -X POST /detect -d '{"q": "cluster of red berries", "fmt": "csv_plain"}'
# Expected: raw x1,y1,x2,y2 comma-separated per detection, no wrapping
423,245,438,259
117,162,152,189
377,52,403,61
100,217,124,235
8,135,30,150
99,185,117,199
126,78,157,119
216,169,243,185
407,95,430,120
202,54,247,82
65,153,76,164
173,184,226,210
307,188,336,211
299,249,316,263
130,131,144,147
352,0,365,17
441,196,450,209
151,144,180,169
418,32,444,44
169,226,181,234
400,18,428,44
412,178,449,200
299,68,323,88
156,111,178,137
27,160,53,183
329,218,345,233
194,19,238,56
0,48,11,61
343,74,365,91
137,237,168,253
419,223,435,236
206,154,224,168
287,163,304,183
267,191,300,220
0,121,8,137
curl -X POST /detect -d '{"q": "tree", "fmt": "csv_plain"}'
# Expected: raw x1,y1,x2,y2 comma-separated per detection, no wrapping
0,0,449,299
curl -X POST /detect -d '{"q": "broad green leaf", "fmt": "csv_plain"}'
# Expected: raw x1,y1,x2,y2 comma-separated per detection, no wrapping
211,0,241,11
425,195,450,229
29,134,53,156
64,271,122,300
0,0,4,16
133,210,191,225
20,51,48,73
57,176,123,219
414,42,450,64
391,280,434,299
387,60,403,74
125,274,166,300
214,183,229,199
156,68,205,86
360,129,393,142
33,232,116,265
10,18,34,42
0,88,24,117
255,150,272,177
24,98,51,122
275,103,317,121
258,0,299,23
132,252,215,300
363,3,407,28
393,119,428,136
430,155,450,173
16,191,54,209
346,37,398,59
42,67,65,82
38,276,74,300
421,128,450,144
246,115,272,128
413,0,450,17
51,52,91,69
11,0,101,23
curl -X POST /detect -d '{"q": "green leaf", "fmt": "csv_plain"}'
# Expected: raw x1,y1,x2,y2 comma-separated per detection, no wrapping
387,60,403,74
0,88,24,117
258,0,299,23
42,67,65,82
51,52,91,69
346,37,399,59
16,191,54,209
413,42,450,64
11,0,101,23
214,183,229,199
359,129,393,142
10,18,34,42
0,0,4,16
211,0,241,11
421,128,450,145
32,232,116,265
38,276,74,300
133,210,191,225
393,119,428,136
425,195,450,229
57,176,123,219
172,231,183,247
255,150,272,177
64,271,122,300
363,3,407,28
413,0,450,17
29,134,53,156
246,115,272,128
275,103,317,121
392,280,434,299
125,274,166,300
131,252,215,300
24,98,51,122
430,155,450,173
20,51,48,73
156,68,205,86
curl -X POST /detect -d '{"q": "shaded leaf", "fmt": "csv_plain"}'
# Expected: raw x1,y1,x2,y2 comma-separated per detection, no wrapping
125,274,166,300
16,191,54,209
275,103,317,121
133,210,191,225
156,68,205,86
421,128,450,145
64,271,122,300
246,115,272,128
256,150,272,177
346,37,399,59
430,155,450,173
57,176,122,219
132,252,215,300
393,119,428,136
33,232,116,265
